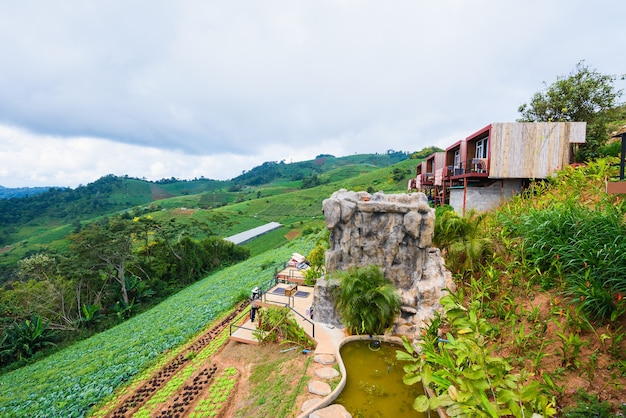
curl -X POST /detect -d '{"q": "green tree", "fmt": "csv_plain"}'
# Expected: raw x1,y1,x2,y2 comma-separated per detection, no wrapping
304,230,329,285
332,265,400,335
15,253,78,330
69,218,137,306
518,61,623,160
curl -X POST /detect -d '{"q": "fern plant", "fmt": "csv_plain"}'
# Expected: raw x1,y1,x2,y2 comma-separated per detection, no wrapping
332,265,400,335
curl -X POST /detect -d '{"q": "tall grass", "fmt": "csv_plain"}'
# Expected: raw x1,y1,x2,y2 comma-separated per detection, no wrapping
495,158,626,322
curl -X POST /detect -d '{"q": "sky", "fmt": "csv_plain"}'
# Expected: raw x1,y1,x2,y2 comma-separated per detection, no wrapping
1,1,625,188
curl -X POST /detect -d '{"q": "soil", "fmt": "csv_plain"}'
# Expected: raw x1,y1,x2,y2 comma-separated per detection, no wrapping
211,340,317,417
99,303,314,418
485,286,626,414
97,284,626,417
284,229,301,241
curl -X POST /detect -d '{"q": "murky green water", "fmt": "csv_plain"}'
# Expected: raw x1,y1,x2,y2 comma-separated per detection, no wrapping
334,339,428,418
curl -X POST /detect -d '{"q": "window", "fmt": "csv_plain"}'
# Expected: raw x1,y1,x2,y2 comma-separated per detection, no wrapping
454,149,460,167
475,137,488,159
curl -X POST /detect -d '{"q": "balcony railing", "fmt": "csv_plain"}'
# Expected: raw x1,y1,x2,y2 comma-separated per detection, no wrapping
443,158,489,178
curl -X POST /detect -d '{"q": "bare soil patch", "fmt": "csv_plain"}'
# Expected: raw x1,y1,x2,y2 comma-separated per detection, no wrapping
284,229,301,241
488,285,626,413
212,340,321,418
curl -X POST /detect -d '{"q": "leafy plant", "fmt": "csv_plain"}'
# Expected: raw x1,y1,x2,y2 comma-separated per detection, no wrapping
0,315,56,362
79,303,103,328
332,264,401,335
396,289,556,417
253,306,315,349
496,169,626,323
556,329,588,370
434,208,494,275
561,390,620,418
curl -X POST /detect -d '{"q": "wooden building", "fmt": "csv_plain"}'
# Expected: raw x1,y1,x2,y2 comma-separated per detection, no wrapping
409,122,587,213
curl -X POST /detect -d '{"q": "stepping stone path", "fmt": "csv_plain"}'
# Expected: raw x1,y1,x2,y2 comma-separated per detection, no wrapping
309,404,352,418
301,398,323,412
315,367,340,379
302,354,349,415
308,380,331,396
314,353,336,365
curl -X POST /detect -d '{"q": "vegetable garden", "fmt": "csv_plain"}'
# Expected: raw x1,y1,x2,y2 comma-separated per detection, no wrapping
0,235,316,418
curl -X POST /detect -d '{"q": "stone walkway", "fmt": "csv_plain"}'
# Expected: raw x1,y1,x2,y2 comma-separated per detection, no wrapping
300,353,352,418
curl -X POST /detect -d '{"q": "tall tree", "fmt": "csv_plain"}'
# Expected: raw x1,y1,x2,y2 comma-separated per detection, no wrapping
69,218,136,305
16,254,77,330
518,61,623,160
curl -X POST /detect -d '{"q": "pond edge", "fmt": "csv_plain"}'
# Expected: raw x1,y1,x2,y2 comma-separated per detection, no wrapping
298,334,447,418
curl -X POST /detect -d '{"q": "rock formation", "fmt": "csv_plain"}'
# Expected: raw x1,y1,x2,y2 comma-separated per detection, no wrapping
313,189,454,342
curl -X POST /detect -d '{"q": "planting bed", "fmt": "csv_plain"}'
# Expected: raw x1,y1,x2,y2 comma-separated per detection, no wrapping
95,301,248,418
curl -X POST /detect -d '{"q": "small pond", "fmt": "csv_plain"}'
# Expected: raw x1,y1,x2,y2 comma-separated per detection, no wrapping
334,339,428,418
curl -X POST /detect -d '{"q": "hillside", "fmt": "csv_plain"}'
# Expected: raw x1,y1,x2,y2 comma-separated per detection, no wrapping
0,185,50,199
1,156,625,417
0,152,413,278
0,152,418,417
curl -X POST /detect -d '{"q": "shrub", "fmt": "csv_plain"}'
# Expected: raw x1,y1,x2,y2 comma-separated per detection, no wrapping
332,265,400,335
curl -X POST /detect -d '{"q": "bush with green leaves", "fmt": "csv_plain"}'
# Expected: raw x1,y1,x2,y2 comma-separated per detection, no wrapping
332,264,400,335
561,390,626,418
434,207,494,276
303,230,328,286
396,289,556,417
253,305,315,350
0,315,56,363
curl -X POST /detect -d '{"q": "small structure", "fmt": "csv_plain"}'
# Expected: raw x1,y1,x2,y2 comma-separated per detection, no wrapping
274,253,309,284
410,121,587,213
224,221,282,245
315,189,454,342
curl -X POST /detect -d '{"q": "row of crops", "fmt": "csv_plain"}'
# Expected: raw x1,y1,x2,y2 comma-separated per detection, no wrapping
0,234,316,418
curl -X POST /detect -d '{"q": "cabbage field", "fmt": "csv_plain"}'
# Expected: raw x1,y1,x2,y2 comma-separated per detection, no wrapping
0,235,316,418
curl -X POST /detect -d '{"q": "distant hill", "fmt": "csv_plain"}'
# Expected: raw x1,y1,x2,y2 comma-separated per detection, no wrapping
0,152,412,248
0,185,50,199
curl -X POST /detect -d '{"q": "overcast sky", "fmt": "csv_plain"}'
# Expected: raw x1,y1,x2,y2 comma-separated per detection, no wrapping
1,1,625,188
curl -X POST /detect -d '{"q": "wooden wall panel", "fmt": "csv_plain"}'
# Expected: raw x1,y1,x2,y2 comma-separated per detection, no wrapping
489,122,585,179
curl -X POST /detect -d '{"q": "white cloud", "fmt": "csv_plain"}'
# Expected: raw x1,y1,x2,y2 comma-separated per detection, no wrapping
0,1,624,187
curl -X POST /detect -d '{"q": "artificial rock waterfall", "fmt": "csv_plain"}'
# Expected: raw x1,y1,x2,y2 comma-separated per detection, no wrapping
313,189,454,342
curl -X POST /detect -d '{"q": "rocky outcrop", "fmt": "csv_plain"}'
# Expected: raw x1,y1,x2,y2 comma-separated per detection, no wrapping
314,189,454,342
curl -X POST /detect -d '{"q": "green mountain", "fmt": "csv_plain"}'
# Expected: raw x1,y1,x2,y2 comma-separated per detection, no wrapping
0,152,415,281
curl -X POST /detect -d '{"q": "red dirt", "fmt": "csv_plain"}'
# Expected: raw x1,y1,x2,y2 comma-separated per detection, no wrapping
103,302,248,417
285,230,301,240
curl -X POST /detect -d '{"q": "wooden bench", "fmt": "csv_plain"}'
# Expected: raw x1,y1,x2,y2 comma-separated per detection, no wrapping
284,284,298,297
